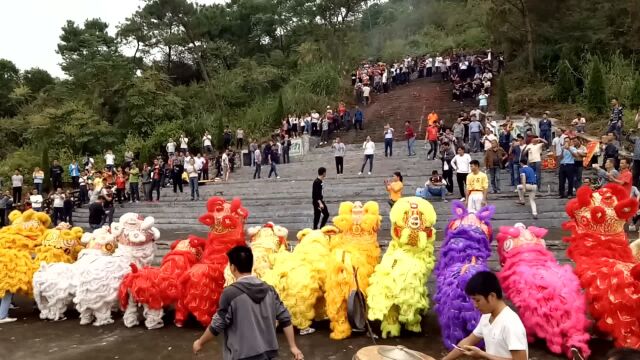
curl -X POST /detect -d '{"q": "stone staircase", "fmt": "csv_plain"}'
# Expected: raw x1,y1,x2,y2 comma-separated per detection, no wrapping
73,141,573,269
340,76,467,144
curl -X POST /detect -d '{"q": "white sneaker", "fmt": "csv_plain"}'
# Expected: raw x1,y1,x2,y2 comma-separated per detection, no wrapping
368,172,371,175
358,172,362,175
0,317,17,324
276,176,281,179
300,327,316,336
630,225,637,232
460,197,466,201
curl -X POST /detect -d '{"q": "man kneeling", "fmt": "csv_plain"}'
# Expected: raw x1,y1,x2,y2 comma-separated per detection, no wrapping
193,246,304,360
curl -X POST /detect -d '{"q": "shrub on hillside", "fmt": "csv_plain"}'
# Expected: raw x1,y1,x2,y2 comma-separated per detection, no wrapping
554,60,577,103
497,76,510,116
585,59,608,114
629,76,640,112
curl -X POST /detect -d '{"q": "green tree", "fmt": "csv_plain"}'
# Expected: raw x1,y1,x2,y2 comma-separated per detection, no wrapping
215,115,224,150
586,59,608,114
22,68,55,94
554,60,577,103
497,76,509,116
629,76,640,112
273,93,285,124
0,59,20,117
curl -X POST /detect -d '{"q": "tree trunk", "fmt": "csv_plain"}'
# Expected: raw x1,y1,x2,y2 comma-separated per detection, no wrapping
522,1,534,73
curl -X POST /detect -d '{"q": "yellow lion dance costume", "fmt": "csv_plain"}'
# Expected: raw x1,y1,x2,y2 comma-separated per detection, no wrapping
326,201,381,340
224,222,289,286
264,226,337,333
366,197,437,338
0,210,84,298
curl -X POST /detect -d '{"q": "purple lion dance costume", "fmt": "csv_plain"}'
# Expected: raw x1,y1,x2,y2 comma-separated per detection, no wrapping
496,223,591,359
434,201,494,349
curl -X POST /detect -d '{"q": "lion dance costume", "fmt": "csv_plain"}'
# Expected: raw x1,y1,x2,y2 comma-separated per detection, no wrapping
33,226,118,321
73,213,159,326
564,183,640,348
224,222,289,286
264,226,336,333
367,196,437,338
0,210,83,300
496,223,591,358
119,197,247,329
434,201,494,349
326,201,381,340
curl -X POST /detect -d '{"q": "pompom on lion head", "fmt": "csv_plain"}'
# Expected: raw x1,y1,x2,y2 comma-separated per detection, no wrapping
199,197,249,238
447,201,495,239
390,196,437,244
495,223,547,266
111,213,160,247
80,226,118,256
2,209,51,238
39,222,85,256
565,184,638,235
333,201,382,235
247,222,289,251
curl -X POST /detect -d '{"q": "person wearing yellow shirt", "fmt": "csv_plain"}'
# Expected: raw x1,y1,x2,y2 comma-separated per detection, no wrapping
385,171,404,207
465,160,488,213
427,110,439,126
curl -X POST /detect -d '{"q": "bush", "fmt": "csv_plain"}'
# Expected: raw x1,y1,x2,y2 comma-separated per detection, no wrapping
554,60,577,103
629,76,640,112
585,59,608,114
497,76,510,116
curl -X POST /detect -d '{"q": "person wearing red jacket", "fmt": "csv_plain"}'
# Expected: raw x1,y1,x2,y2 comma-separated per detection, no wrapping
426,123,440,160
405,121,416,156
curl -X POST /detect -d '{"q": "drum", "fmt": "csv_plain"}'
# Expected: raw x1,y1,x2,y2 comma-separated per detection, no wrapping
353,345,435,360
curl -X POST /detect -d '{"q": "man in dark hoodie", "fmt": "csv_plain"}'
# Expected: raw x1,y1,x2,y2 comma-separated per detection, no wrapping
193,246,304,360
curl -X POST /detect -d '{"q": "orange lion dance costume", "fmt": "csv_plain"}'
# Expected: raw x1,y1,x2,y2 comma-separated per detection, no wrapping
564,183,640,348
119,197,248,329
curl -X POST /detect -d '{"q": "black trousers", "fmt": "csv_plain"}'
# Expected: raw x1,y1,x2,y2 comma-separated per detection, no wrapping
427,141,438,159
0,208,6,227
12,186,21,204
361,155,374,173
71,176,79,189
559,163,576,197
456,172,468,198
313,201,329,229
151,179,161,201
384,139,393,157
443,169,454,193
236,138,244,150
254,164,261,179
173,172,183,193
335,156,344,174
52,177,62,190
634,160,640,189
282,148,290,164
53,207,64,225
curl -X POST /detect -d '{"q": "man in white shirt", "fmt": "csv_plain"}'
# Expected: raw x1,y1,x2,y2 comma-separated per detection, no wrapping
202,132,213,155
195,153,206,180
525,137,547,188
29,189,43,212
179,134,189,154
451,146,472,200
363,85,371,106
383,124,394,157
104,150,115,172
442,271,528,360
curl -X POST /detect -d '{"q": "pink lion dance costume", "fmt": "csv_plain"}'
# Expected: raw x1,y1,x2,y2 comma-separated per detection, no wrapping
119,197,248,329
434,201,494,350
564,183,640,349
496,223,591,358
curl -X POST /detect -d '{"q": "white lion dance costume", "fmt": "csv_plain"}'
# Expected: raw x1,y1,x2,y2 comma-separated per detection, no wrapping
33,226,118,321
73,213,159,326
367,196,437,338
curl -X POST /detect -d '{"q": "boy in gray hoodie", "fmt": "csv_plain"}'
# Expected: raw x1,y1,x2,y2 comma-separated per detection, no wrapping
193,246,304,360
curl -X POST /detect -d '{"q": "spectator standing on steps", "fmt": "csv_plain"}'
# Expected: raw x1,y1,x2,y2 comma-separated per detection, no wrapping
332,137,346,177
426,122,439,160
236,128,244,150
179,134,189,154
166,138,177,157
383,124,394,157
469,116,483,153
451,146,472,200
405,121,416,157
68,160,80,189
281,135,291,164
253,145,262,179
484,140,507,194
268,148,280,179
359,136,375,175
517,159,538,219
50,160,64,190
558,138,578,199
525,137,547,189
312,167,329,229
11,170,23,205
354,106,364,130
51,188,65,225
104,150,116,172
202,132,213,155
609,98,624,141
440,142,455,194
452,118,465,149
538,112,553,145
32,167,44,194
465,160,489,214
172,153,184,194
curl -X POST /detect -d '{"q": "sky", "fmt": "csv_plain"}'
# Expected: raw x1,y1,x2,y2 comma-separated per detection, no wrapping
0,0,226,78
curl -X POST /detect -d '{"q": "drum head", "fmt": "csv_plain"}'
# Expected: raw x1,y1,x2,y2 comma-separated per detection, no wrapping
347,289,367,331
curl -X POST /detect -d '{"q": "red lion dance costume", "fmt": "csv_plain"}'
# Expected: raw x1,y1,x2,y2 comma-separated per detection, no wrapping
119,197,248,329
564,183,640,349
